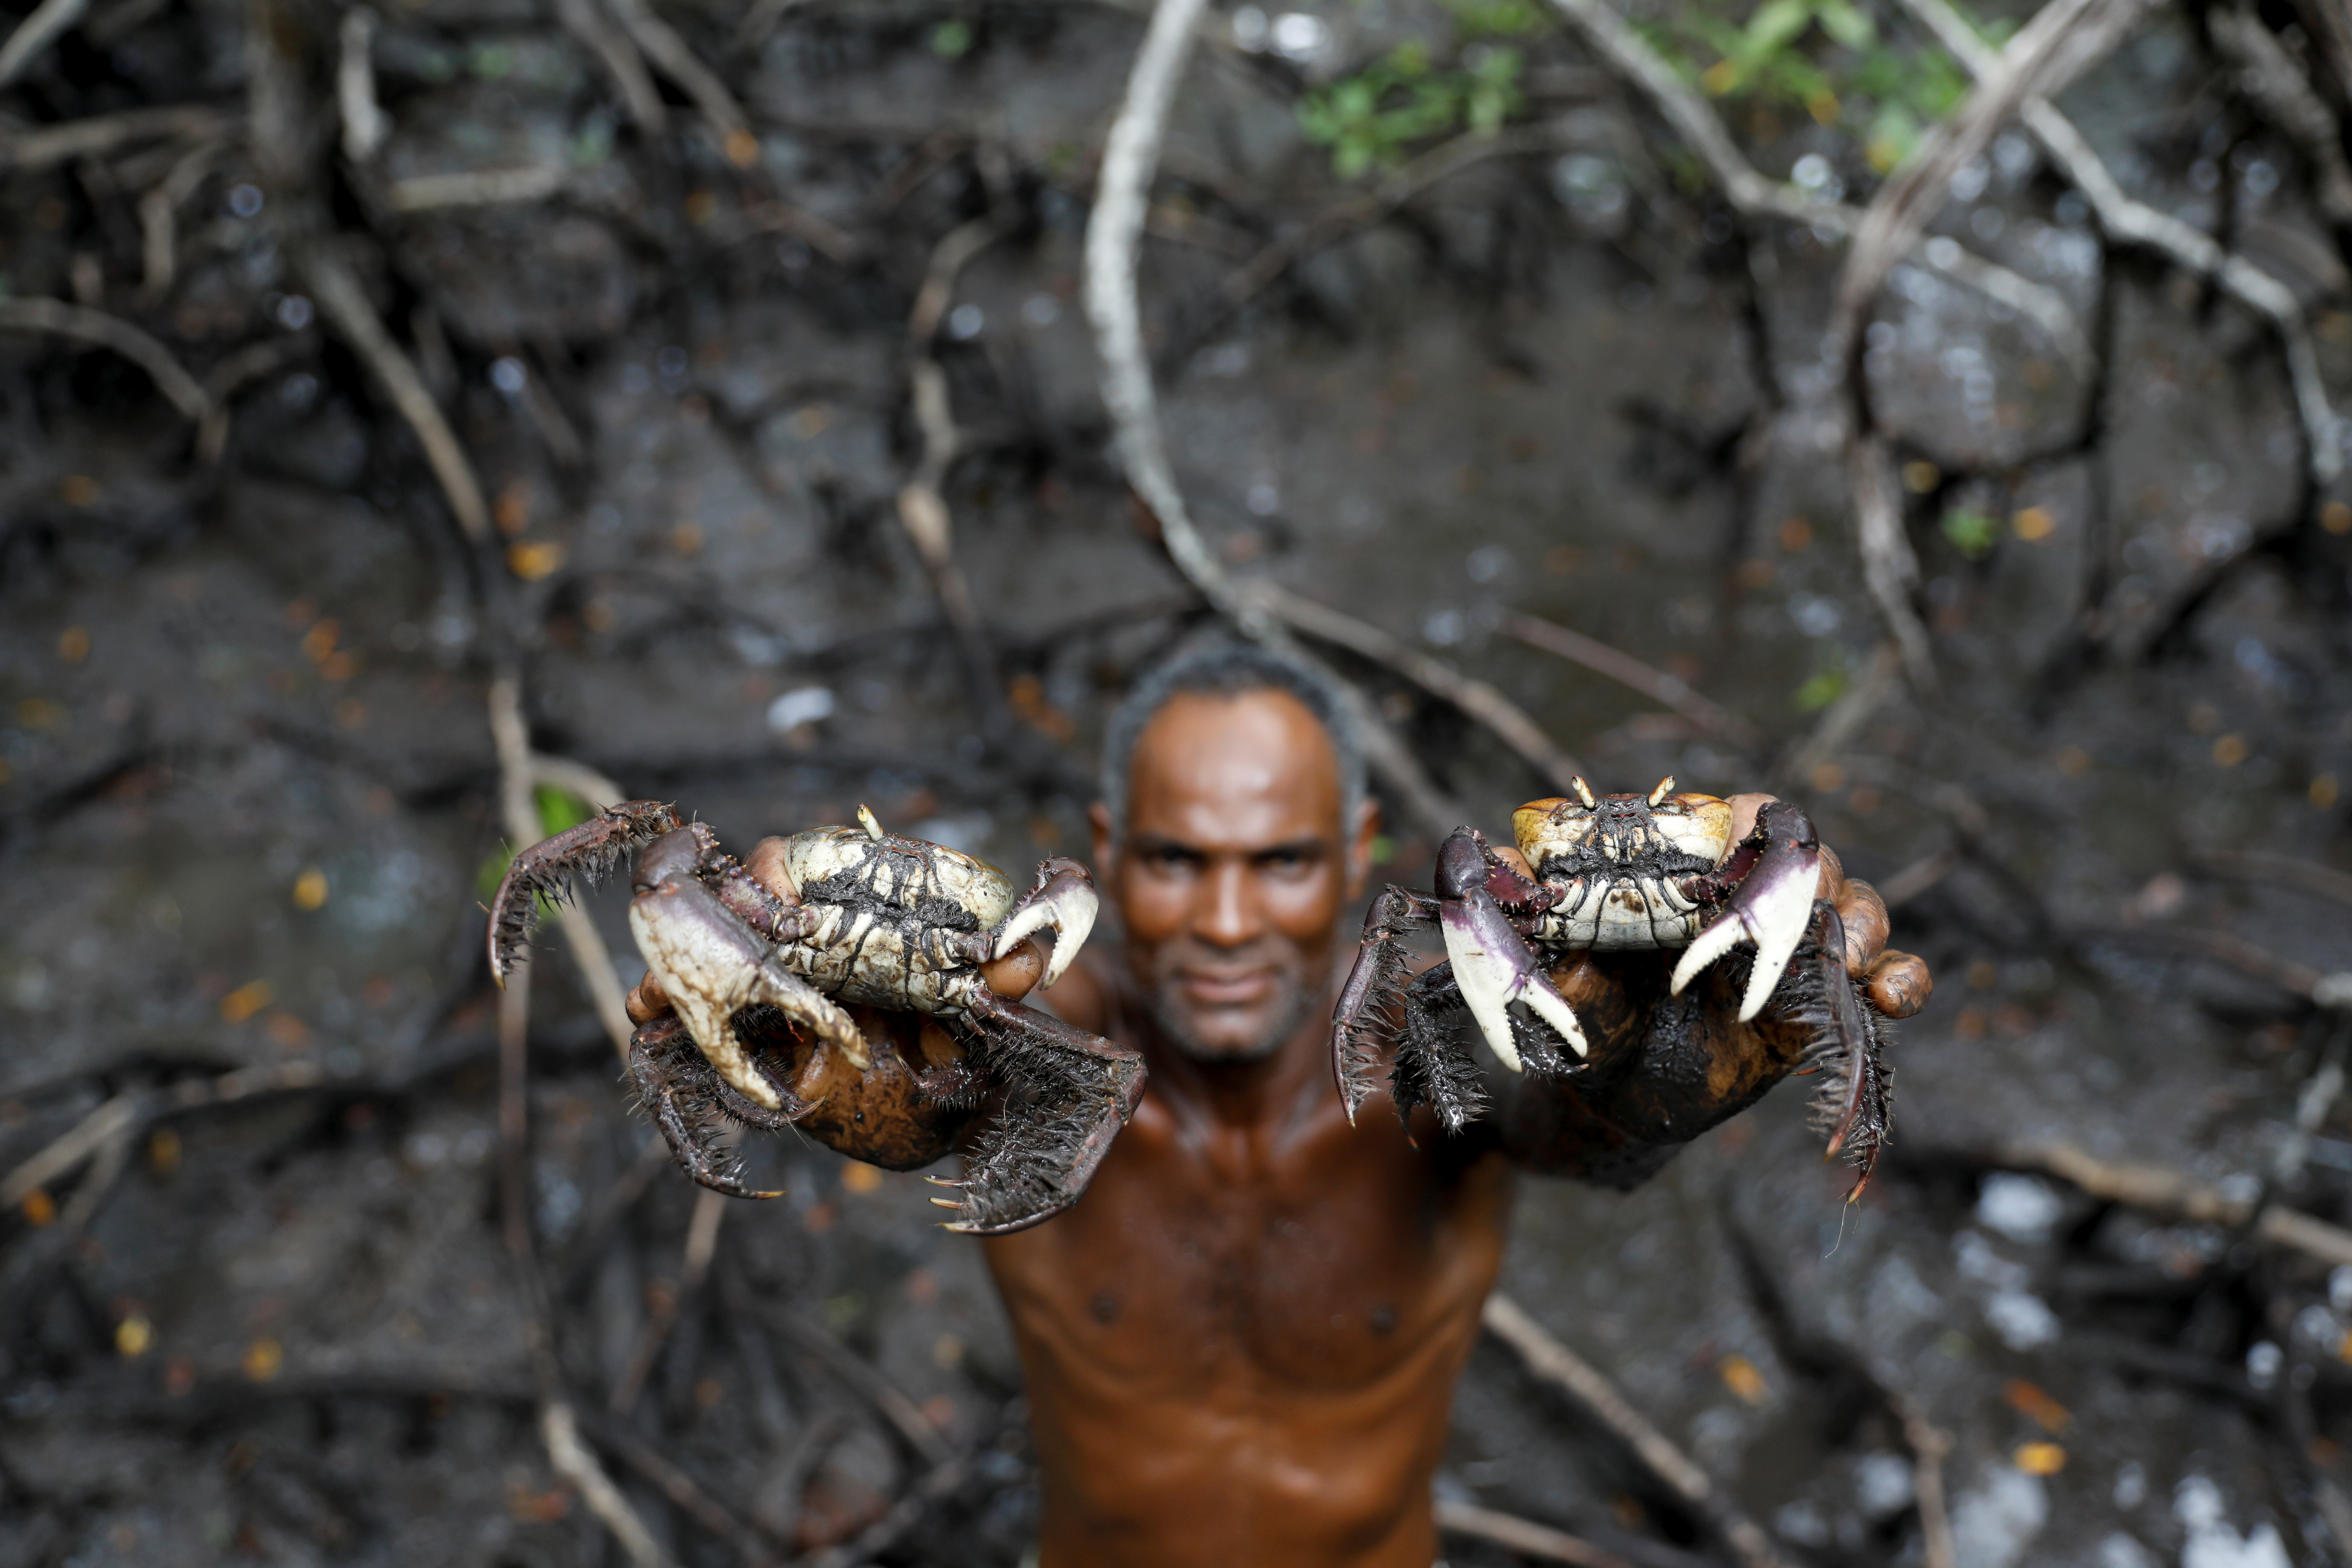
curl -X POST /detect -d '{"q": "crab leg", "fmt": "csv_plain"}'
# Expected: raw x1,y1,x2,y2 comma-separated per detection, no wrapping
1434,829,1589,1070
1329,886,1440,1124
487,798,682,985
931,985,1145,1234
984,856,1100,987
1668,800,1822,1021
628,1015,789,1199
629,830,870,1116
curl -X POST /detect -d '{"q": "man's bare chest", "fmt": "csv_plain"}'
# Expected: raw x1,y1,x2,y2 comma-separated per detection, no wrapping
985,1111,1511,1394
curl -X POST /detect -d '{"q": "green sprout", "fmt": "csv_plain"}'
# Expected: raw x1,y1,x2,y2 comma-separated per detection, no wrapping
1940,507,1999,560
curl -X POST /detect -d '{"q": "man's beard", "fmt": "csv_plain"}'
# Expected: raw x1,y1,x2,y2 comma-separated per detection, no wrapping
1139,943,1323,1064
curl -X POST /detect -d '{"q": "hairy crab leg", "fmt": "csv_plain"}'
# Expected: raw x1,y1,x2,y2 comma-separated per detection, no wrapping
629,1015,788,1199
1802,904,1894,1200
1329,886,1440,1124
629,830,871,1117
487,798,682,985
930,985,1145,1234
1435,829,1589,1070
1668,799,1822,1021
982,857,1100,987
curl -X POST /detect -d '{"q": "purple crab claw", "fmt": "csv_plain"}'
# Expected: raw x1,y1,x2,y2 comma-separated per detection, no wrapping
1669,800,1822,1021
988,857,1099,988
1435,830,1588,1071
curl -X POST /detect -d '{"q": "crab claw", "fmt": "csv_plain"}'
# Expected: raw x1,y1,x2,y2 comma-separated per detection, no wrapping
987,857,1099,988
1669,800,1821,1021
630,828,872,1116
1435,830,1588,1070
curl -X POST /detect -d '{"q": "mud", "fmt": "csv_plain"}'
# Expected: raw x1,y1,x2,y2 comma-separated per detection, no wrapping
4,1,2351,1564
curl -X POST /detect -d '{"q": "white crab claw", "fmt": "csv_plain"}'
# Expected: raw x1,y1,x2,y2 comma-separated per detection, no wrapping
1669,835,1821,1021
1441,894,1589,1072
990,869,1099,988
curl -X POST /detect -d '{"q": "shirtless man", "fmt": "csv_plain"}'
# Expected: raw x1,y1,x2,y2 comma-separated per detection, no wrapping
629,639,1930,1567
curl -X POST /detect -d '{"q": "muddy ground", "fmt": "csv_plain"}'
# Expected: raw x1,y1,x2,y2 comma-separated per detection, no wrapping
4,0,2352,1564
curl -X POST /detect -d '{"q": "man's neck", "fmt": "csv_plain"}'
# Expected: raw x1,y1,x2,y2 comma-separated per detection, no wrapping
1140,1007,1329,1133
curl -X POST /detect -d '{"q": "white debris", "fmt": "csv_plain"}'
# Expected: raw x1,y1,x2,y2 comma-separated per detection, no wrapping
1976,1173,2065,1243
1983,1289,2061,1350
2176,1476,2291,1568
1951,1466,2047,1568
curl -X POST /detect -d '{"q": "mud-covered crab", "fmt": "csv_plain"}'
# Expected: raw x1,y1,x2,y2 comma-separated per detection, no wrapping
1332,778,1893,1188
489,801,1144,1233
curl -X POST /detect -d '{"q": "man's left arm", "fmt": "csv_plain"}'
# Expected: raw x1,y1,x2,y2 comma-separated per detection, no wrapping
1491,794,1931,1187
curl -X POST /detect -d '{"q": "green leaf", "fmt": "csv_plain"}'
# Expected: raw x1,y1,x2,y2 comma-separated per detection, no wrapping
536,784,593,838
1794,668,1847,713
930,18,972,58
1816,0,1876,50
1940,507,2000,560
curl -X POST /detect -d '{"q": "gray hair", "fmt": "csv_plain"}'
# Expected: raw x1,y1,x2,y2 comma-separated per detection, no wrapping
1099,633,1368,846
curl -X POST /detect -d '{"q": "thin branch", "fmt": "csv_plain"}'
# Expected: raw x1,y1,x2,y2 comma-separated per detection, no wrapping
1082,0,1464,837
1539,0,2091,377
337,5,387,163
0,1060,332,1210
1176,121,1568,362
738,1288,953,1467
1435,1500,1638,1568
1889,1393,1956,1568
544,1402,676,1568
1896,0,2342,486
300,243,492,542
1483,1293,1797,1568
1084,0,1241,629
1832,0,2154,357
490,671,672,1568
554,0,668,134
731,0,806,54
900,215,1014,737
2193,848,2352,910
1848,436,1937,692
2078,922,2351,1008
578,1407,781,1562
0,297,208,420
2207,2,2352,230
1978,1137,2352,1269
0,0,90,89
1504,612,1766,752
608,1185,726,1414
1242,581,1589,794
0,1093,139,1210
603,0,755,161
196,334,312,464
791,1443,976,1568
0,104,239,173
384,166,571,211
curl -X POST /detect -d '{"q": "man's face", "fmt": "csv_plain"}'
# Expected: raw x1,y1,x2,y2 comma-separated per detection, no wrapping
1093,688,1375,1063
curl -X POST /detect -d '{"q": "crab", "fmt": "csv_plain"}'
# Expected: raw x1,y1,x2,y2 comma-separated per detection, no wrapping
1331,777,1893,1190
489,800,1144,1233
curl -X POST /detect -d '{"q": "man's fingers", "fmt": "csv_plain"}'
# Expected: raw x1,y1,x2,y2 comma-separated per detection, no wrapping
624,971,672,1024
1493,844,1536,882
1864,950,1932,1018
1723,792,1776,845
978,937,1046,1001
1834,877,1890,972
